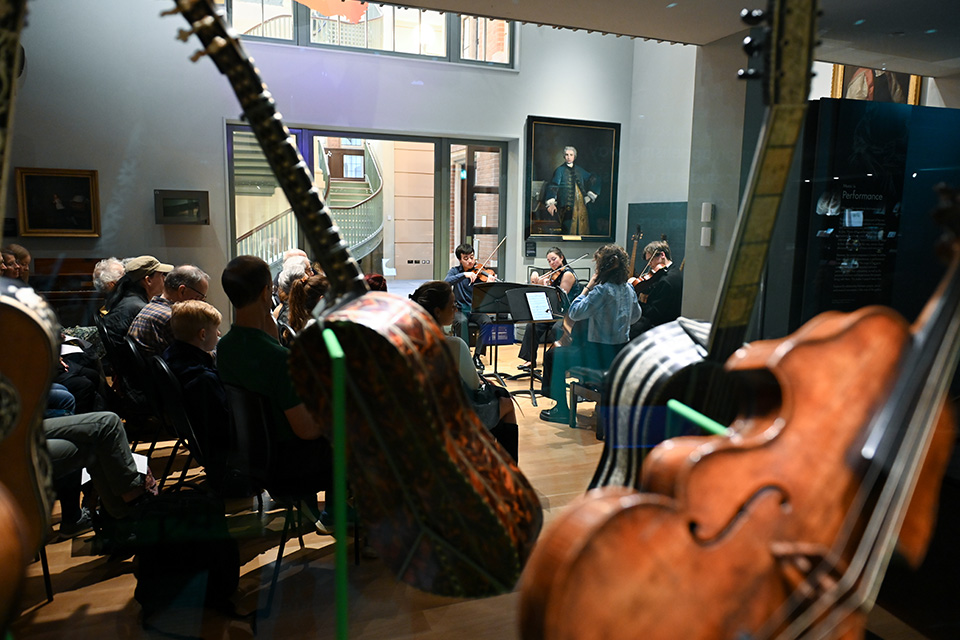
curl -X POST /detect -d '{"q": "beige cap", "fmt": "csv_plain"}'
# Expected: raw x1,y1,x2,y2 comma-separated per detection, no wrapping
124,255,173,279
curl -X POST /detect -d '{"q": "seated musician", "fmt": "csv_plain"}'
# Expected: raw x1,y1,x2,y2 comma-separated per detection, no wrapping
444,243,496,371
629,239,683,339
216,255,334,532
540,244,641,424
410,280,518,461
518,246,582,371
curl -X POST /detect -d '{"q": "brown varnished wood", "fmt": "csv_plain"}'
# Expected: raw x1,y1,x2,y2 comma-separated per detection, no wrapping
520,304,955,639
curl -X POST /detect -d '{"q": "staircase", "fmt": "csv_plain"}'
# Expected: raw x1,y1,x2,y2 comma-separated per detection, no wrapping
326,178,373,208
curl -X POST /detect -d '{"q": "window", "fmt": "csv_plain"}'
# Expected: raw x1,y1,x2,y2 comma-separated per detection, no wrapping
222,0,514,67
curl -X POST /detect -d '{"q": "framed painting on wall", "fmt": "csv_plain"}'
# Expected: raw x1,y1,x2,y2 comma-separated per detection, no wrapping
524,115,620,241
15,167,100,237
831,64,922,105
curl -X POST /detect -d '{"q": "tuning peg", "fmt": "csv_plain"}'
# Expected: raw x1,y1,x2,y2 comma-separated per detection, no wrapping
177,27,195,42
160,7,181,17
737,68,762,80
742,35,764,56
189,49,208,63
740,8,765,25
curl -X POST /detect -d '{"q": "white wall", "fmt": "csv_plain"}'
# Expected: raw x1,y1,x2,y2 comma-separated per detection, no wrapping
6,1,699,315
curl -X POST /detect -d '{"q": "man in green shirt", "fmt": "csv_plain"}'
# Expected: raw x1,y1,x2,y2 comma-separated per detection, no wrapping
217,256,332,506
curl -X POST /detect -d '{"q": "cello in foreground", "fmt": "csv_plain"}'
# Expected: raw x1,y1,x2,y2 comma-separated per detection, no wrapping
519,185,960,639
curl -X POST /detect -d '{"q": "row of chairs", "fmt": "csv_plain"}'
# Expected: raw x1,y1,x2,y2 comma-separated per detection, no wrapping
89,315,335,611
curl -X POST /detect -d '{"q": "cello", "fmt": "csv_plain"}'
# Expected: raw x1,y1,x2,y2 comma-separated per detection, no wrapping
171,0,542,597
519,185,960,640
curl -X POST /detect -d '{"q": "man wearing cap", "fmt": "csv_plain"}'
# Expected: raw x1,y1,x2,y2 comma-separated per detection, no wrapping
101,255,172,354
128,264,210,357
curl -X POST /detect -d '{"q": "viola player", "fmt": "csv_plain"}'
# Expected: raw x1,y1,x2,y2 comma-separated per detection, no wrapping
629,239,683,339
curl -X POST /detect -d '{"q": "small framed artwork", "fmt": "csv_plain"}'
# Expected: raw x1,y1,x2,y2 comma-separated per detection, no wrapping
15,167,100,237
831,64,922,105
524,115,620,242
154,189,210,225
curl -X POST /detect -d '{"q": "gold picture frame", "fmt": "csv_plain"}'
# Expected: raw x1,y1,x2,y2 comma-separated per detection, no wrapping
15,167,101,237
830,64,922,105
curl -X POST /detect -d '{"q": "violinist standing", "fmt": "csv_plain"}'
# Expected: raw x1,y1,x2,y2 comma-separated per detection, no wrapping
629,239,683,339
518,247,582,369
445,243,496,370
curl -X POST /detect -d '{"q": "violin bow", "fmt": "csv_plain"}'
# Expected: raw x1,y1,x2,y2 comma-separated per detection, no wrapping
538,253,590,282
476,236,508,274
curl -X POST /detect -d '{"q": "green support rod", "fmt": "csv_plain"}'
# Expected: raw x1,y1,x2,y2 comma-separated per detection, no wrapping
666,399,731,437
322,328,348,640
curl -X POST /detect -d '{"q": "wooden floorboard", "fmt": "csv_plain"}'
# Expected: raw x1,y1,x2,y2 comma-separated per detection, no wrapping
10,343,931,638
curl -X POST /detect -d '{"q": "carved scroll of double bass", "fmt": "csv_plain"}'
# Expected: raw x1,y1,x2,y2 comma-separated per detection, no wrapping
171,0,541,597
519,185,960,640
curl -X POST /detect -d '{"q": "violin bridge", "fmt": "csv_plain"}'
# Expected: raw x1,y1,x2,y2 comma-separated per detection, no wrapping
770,541,845,601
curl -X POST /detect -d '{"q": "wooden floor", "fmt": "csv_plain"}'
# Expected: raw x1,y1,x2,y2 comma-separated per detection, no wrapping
11,344,933,639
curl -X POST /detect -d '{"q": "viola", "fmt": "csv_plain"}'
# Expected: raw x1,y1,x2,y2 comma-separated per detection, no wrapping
629,263,666,296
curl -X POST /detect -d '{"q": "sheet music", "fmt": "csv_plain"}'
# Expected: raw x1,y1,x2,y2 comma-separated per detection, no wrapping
526,291,553,321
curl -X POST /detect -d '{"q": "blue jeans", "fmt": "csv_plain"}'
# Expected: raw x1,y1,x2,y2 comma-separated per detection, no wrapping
45,383,76,418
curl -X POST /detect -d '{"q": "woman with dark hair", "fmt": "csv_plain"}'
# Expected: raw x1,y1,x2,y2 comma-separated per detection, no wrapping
518,246,583,368
539,244,641,424
410,280,519,461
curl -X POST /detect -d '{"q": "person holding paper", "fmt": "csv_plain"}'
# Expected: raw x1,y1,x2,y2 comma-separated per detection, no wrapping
539,244,640,425
518,247,582,369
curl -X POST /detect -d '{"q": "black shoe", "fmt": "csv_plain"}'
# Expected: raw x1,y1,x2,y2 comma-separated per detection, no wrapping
517,363,532,372
59,507,94,540
540,407,571,424
473,355,484,371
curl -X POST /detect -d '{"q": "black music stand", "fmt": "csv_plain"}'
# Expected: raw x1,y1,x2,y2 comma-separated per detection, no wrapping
473,282,529,386
503,285,564,407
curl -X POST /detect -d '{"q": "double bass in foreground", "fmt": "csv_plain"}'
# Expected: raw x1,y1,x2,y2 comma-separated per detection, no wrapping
519,185,960,638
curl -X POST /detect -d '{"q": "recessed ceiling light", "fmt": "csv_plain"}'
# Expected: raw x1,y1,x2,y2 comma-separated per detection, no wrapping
926,29,937,34
854,19,866,26
666,2,678,7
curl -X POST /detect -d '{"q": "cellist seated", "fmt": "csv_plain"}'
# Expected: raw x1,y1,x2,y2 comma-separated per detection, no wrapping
539,244,640,424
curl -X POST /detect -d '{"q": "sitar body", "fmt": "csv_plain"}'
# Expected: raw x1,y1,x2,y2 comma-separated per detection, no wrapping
291,293,542,596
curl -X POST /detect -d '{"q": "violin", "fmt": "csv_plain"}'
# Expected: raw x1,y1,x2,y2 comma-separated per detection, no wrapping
470,236,507,283
470,265,497,283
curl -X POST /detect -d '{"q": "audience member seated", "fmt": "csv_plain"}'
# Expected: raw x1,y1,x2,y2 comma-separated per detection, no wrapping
92,257,125,296
364,273,388,292
1,248,20,280
3,243,30,283
44,410,157,521
55,343,106,414
162,300,227,473
217,256,334,529
127,264,210,357
287,273,329,335
101,255,172,353
273,254,313,325
410,280,519,461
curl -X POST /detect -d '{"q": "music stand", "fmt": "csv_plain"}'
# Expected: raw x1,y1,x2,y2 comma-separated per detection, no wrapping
504,285,563,407
473,282,530,385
